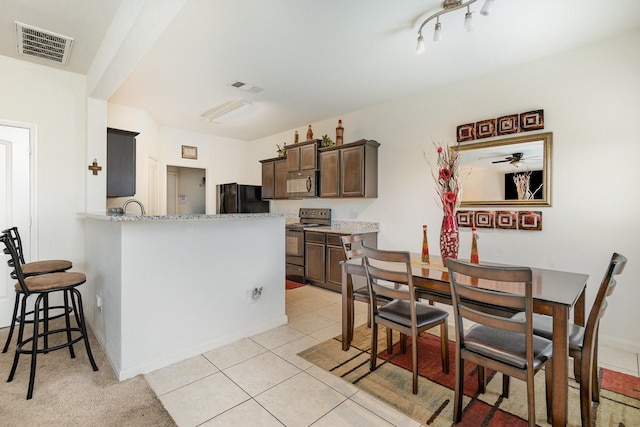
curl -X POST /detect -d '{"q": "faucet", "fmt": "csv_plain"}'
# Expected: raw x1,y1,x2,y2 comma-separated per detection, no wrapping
122,199,146,215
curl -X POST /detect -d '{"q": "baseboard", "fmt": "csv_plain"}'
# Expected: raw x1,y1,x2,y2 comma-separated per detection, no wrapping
600,333,640,354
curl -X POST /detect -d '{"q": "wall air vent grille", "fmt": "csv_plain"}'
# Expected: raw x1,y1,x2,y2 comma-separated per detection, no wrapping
15,21,74,65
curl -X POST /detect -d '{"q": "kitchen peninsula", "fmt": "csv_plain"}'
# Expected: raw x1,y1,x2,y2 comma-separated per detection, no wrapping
82,213,286,380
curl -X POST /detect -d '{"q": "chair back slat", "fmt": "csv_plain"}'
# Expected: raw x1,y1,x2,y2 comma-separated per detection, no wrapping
460,305,527,334
2,226,26,264
362,245,415,310
583,253,627,351
341,234,364,261
455,282,526,310
598,300,608,320
0,233,30,295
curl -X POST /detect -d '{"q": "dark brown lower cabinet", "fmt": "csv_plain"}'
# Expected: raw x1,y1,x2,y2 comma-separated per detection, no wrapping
305,231,377,293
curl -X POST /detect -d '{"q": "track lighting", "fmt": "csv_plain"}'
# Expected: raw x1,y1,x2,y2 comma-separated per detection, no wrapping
416,34,425,54
480,0,494,16
433,18,442,41
464,6,474,32
416,0,494,54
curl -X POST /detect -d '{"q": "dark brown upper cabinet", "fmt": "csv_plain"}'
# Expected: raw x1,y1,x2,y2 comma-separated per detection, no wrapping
107,128,139,197
260,157,288,200
286,139,318,172
319,139,379,198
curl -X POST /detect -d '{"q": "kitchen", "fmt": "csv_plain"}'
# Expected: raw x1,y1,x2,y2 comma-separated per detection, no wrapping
0,3,638,425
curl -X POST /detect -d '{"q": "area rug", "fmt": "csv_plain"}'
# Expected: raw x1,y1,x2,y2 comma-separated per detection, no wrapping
286,279,305,290
298,324,640,426
0,319,176,427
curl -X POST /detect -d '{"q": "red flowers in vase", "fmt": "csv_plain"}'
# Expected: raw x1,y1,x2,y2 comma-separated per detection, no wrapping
428,143,462,216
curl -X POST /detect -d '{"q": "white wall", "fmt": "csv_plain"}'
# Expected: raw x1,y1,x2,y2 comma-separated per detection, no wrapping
248,29,640,351
0,55,87,270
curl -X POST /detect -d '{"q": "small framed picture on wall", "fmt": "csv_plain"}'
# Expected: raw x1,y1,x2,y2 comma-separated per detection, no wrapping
181,145,198,159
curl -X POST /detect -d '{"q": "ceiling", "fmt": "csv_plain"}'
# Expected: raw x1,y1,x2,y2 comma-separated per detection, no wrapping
2,0,640,141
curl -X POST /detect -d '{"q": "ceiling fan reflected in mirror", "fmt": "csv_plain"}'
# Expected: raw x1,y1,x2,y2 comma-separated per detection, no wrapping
491,152,526,167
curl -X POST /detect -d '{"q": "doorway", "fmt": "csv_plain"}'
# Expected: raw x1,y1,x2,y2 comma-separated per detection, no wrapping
166,166,206,215
0,123,32,327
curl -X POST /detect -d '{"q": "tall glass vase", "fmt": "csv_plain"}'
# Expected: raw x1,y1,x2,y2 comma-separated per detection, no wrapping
439,214,459,267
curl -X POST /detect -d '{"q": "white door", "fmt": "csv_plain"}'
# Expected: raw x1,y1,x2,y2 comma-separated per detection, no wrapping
147,157,158,215
166,172,178,215
0,124,31,327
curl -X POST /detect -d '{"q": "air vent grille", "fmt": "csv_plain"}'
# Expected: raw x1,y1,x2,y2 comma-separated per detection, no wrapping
228,80,264,94
15,22,74,65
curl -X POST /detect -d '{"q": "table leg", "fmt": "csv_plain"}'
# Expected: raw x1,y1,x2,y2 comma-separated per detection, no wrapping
551,304,569,427
342,263,352,351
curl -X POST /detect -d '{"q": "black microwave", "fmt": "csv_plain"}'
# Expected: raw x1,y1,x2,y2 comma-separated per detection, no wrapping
286,170,318,198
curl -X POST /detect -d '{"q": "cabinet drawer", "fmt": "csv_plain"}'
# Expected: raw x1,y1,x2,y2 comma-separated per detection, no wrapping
326,234,345,246
305,231,325,243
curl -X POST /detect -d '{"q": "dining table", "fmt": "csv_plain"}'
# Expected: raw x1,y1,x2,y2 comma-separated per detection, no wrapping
341,254,589,427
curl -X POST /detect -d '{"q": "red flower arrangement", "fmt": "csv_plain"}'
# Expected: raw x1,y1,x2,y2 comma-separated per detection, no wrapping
426,142,462,216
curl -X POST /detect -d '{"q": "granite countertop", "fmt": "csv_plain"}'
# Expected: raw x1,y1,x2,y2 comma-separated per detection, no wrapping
307,220,379,234
81,213,288,222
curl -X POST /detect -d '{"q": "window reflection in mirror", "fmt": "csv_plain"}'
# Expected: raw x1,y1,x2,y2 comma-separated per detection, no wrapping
453,132,552,207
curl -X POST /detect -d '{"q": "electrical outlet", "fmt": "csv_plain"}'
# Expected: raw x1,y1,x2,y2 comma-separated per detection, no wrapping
96,295,103,312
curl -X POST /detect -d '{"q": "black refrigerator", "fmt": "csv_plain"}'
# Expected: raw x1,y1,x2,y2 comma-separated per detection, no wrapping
217,183,270,214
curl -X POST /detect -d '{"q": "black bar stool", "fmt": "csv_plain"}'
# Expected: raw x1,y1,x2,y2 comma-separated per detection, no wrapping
2,227,72,353
1,233,98,399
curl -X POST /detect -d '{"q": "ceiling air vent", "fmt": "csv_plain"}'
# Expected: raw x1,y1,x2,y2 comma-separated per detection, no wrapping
15,21,74,65
228,80,264,94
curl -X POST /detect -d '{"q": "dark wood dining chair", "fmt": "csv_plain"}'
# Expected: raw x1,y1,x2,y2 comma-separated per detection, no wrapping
340,234,392,338
446,258,552,427
362,245,449,394
1,233,98,399
2,226,73,353
512,252,627,427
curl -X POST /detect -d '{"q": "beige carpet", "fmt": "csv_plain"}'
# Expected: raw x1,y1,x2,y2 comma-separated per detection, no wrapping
0,319,176,427
299,324,640,427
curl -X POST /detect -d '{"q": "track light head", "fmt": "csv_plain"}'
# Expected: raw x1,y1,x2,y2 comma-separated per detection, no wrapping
416,34,425,54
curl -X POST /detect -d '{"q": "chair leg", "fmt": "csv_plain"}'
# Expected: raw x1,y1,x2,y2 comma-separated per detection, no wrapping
386,328,393,354
70,288,98,371
453,351,463,423
63,290,76,358
8,295,29,382
2,290,21,353
400,333,407,354
592,335,600,402
545,363,553,424
477,365,486,394
440,322,450,374
526,370,536,427
411,331,419,394
42,294,50,354
27,294,45,400
579,351,594,427
370,323,378,371
502,374,510,398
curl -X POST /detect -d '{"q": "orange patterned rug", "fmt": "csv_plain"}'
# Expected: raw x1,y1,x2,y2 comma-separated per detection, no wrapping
299,324,640,426
285,280,305,290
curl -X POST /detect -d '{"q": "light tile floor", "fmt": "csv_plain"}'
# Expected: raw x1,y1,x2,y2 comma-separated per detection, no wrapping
145,285,640,427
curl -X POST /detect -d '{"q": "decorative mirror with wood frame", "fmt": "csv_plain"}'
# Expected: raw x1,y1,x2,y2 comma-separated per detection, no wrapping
453,132,552,207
